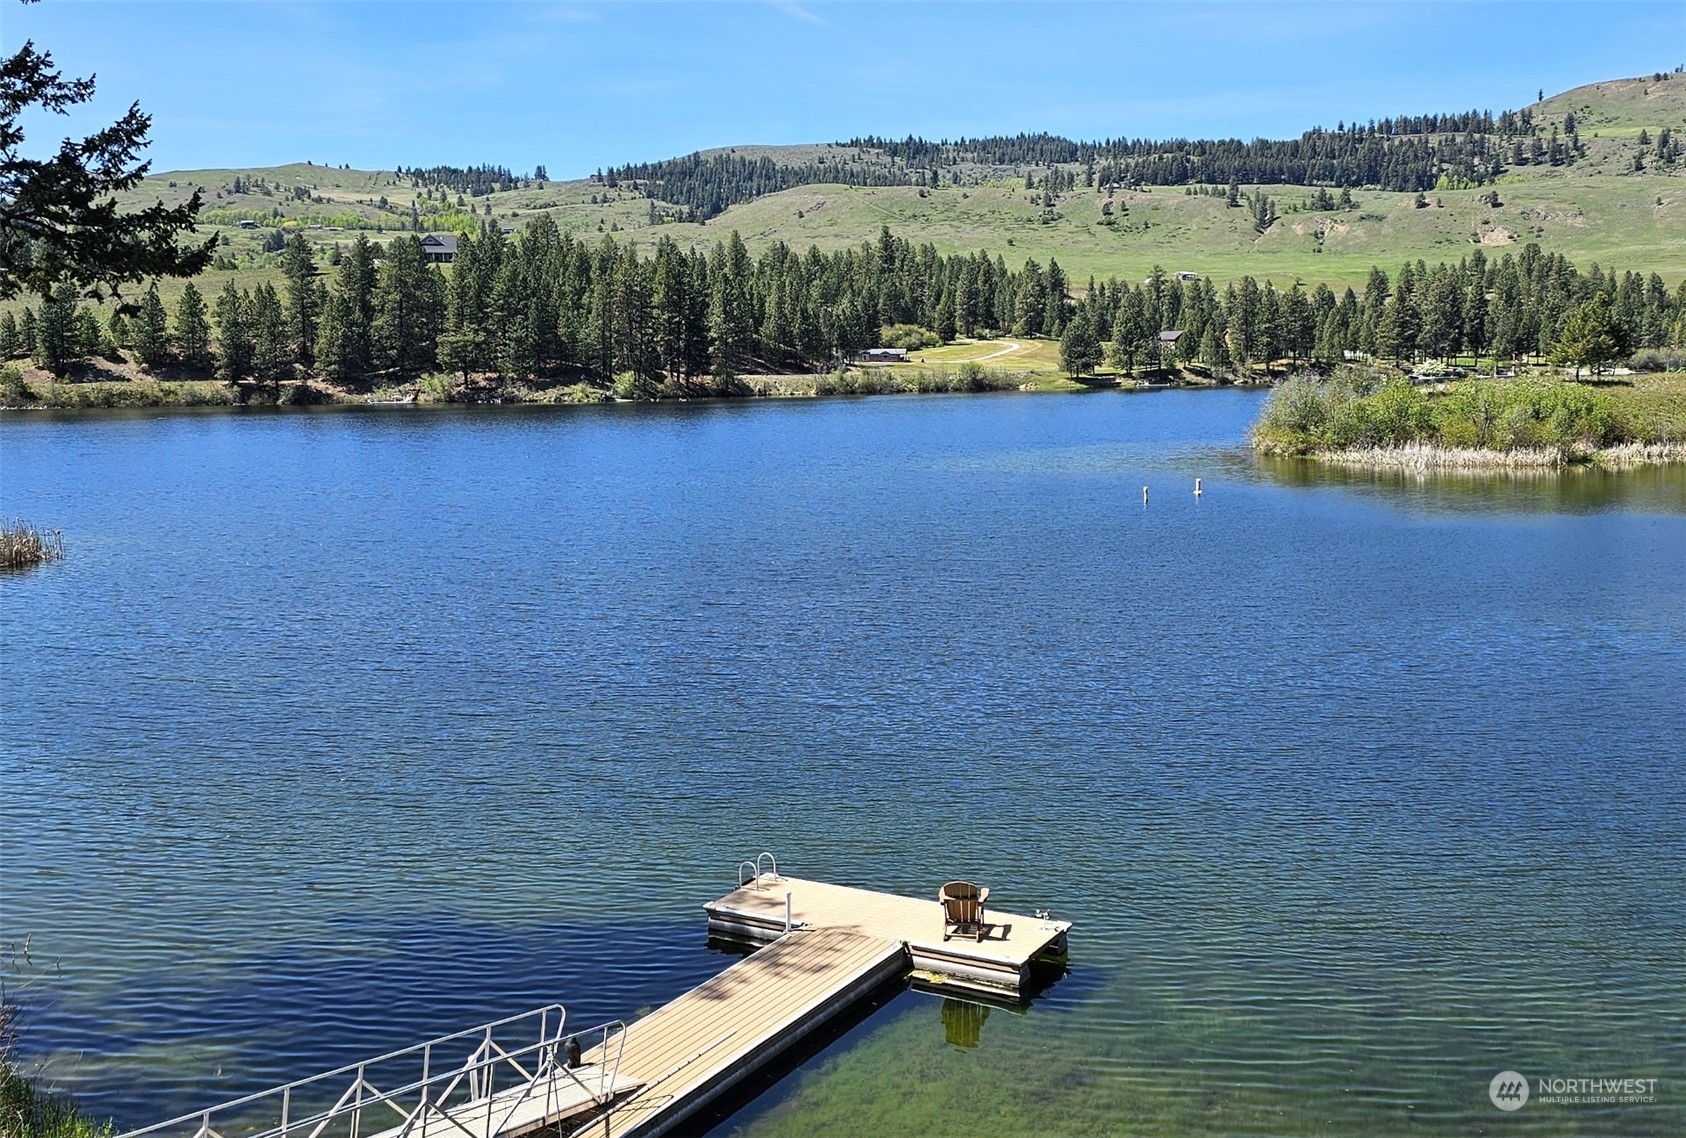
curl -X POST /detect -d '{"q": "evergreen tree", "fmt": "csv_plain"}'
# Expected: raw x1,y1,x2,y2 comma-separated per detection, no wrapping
213,281,253,383
373,234,444,373
18,307,36,357
1417,266,1463,360
1107,288,1150,375
1227,277,1261,370
1360,266,1390,353
1257,281,1283,372
1282,283,1314,364
1550,295,1629,379
327,234,378,376
0,310,19,359
249,283,290,391
1198,322,1230,371
1374,291,1409,362
612,243,658,389
440,230,491,379
33,283,79,374
74,304,105,358
651,237,695,382
280,233,320,367
2,37,214,304
1043,259,1068,336
934,287,957,343
581,237,615,379
1014,260,1046,336
708,232,754,375
1058,308,1101,376
1376,264,1420,362
173,281,212,369
1462,280,1489,368
314,290,352,381
134,283,169,366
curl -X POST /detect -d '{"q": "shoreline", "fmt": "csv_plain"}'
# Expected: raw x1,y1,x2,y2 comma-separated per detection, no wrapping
0,368,1242,416
1279,440,1686,470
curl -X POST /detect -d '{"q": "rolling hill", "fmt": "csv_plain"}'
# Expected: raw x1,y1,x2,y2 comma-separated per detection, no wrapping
34,72,1686,315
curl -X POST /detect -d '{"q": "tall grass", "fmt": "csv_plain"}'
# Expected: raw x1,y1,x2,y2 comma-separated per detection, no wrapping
0,1063,113,1138
24,381,236,410
811,363,1020,396
3,941,112,1138
0,522,64,570
1253,369,1633,462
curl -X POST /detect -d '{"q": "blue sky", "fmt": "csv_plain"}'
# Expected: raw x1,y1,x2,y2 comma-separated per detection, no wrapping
7,1,1684,177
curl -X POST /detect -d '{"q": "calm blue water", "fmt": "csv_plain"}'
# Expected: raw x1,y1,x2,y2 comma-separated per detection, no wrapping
2,391,1682,1136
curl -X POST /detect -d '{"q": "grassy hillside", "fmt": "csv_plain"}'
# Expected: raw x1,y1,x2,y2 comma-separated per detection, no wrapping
644,171,1685,290
1540,73,1686,137
7,74,1683,322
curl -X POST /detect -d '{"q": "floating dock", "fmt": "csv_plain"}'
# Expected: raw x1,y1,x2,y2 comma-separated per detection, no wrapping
576,867,1071,1136
704,872,1072,999
117,862,1070,1138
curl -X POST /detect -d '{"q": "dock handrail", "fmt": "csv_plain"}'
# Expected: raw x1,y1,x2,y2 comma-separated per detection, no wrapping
737,852,779,887
116,1005,630,1138
567,1030,737,1138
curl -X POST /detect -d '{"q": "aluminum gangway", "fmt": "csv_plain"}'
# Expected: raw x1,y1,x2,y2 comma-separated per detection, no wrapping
117,1005,636,1138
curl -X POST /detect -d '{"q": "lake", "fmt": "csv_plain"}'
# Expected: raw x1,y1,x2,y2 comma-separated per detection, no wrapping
2,390,1682,1136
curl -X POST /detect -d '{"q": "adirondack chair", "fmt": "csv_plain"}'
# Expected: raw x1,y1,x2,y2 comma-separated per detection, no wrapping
939,881,991,941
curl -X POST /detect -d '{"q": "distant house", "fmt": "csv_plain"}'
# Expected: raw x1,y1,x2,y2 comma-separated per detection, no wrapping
236,219,258,229
859,347,908,362
1156,330,1184,358
1175,271,1201,282
420,234,458,264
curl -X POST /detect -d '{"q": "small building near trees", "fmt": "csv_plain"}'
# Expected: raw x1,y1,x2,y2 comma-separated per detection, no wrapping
420,234,458,264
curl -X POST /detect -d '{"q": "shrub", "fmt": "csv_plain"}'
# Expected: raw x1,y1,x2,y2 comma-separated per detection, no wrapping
0,364,29,405
279,381,330,406
418,372,456,402
1628,348,1686,373
880,324,940,350
1254,371,1620,456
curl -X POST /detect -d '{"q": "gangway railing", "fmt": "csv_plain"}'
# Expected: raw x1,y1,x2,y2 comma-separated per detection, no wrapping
117,1006,630,1138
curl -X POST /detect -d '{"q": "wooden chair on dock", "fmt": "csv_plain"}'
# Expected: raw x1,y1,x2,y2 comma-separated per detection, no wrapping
939,881,991,941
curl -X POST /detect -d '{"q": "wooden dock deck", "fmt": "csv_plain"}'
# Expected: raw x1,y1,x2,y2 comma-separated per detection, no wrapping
572,927,907,1138
705,874,1072,998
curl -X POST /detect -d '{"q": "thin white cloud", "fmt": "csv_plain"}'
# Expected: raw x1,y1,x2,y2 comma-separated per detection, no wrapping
767,1,825,24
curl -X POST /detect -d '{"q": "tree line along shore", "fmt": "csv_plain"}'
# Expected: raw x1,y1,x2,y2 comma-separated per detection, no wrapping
3,220,1685,406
